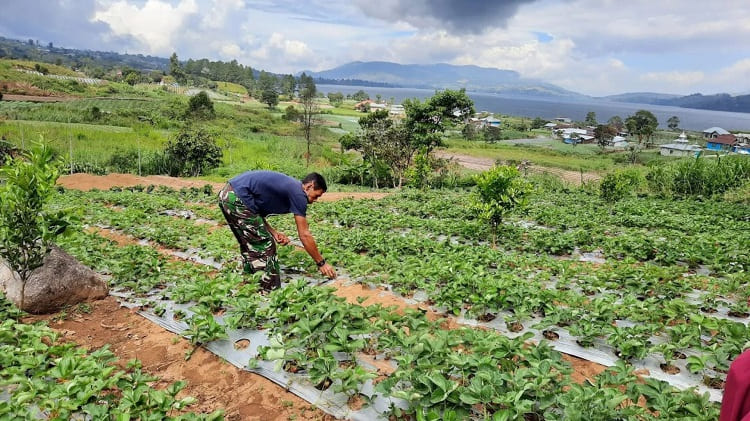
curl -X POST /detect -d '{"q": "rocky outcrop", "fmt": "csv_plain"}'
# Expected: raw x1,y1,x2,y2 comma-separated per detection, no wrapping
0,244,108,314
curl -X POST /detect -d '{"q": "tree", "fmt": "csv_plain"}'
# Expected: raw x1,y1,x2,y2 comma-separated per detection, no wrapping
298,72,318,166
327,92,344,107
280,74,296,98
124,72,140,86
0,142,74,309
585,111,597,126
594,124,617,149
149,70,164,83
462,123,478,140
187,91,215,119
164,127,223,177
345,110,410,188
169,52,186,85
482,125,502,143
531,117,548,129
403,88,474,154
625,110,658,147
607,115,624,131
283,105,301,122
257,71,279,109
667,116,680,131
471,166,531,248
351,90,369,101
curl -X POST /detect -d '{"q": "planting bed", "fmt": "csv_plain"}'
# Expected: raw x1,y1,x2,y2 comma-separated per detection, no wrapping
6,175,747,419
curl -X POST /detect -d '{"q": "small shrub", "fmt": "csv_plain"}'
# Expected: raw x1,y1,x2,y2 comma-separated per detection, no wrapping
187,91,215,119
0,141,75,307
471,165,532,247
283,105,300,122
164,127,222,177
89,106,102,121
600,169,644,201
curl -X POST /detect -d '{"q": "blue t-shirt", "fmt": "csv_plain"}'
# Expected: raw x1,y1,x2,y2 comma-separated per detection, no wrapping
229,170,308,217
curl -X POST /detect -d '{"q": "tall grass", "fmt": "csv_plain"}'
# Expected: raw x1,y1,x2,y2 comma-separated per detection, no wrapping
0,120,166,166
646,155,750,197
444,138,614,171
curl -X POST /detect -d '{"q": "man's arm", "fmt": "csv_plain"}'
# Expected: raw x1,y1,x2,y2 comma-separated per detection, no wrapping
294,215,336,279
264,218,290,245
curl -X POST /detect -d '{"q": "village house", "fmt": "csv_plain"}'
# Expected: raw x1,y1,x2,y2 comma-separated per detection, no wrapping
555,128,591,144
659,132,702,157
389,104,405,116
482,116,501,127
706,134,737,151
468,114,502,129
354,99,388,112
703,126,730,138
611,136,629,149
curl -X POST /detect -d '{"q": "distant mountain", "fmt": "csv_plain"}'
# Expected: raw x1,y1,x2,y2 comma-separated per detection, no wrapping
664,93,750,113
305,61,586,98
601,91,750,113
600,92,682,103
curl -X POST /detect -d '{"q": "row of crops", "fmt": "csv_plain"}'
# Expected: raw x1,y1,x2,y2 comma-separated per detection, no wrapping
0,290,224,420
22,181,744,419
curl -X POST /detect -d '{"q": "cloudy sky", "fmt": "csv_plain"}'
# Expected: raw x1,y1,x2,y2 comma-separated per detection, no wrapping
2,0,750,96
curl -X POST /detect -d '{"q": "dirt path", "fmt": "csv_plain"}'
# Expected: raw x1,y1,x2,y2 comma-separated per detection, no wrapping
436,151,602,185
58,173,390,201
26,297,332,421
1,94,77,102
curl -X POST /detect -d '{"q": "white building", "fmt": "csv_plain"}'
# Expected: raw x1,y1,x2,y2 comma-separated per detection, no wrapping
660,132,702,157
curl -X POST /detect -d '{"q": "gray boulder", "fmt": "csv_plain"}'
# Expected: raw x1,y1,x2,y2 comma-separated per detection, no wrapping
0,244,108,314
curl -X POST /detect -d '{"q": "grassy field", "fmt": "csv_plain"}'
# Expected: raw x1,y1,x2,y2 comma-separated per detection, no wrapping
444,138,617,171
0,57,726,183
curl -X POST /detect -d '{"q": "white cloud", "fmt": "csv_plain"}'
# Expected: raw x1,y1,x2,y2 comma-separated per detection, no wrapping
714,58,750,86
248,32,316,72
8,0,750,95
640,71,705,86
93,0,199,54
200,0,245,30
219,42,242,58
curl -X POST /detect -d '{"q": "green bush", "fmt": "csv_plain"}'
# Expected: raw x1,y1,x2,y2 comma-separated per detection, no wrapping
600,169,644,201
164,127,222,177
472,165,532,247
187,91,215,119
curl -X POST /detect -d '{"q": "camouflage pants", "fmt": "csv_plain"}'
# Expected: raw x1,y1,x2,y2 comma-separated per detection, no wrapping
218,183,280,290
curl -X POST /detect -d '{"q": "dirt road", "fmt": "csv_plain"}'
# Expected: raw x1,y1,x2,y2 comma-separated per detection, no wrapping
57,173,390,201
435,151,602,185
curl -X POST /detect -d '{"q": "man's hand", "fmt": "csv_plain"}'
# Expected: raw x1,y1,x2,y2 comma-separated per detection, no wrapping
272,231,291,245
319,262,336,279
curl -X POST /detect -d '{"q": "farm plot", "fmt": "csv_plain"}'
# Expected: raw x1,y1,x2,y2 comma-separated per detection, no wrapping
40,183,749,419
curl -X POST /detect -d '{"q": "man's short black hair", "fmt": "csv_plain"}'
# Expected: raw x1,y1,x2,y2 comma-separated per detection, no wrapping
302,172,327,192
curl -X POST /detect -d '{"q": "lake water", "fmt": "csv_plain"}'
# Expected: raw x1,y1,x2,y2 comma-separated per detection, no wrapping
318,84,750,131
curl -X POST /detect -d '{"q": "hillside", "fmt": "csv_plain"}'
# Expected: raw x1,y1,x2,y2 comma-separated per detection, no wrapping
600,92,682,103
602,91,750,113
306,61,585,98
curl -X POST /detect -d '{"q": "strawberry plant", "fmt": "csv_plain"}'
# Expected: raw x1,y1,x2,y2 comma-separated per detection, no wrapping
183,306,228,360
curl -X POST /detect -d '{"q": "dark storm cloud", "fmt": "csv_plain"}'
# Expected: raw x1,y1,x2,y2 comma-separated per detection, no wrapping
0,0,132,50
354,0,539,33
